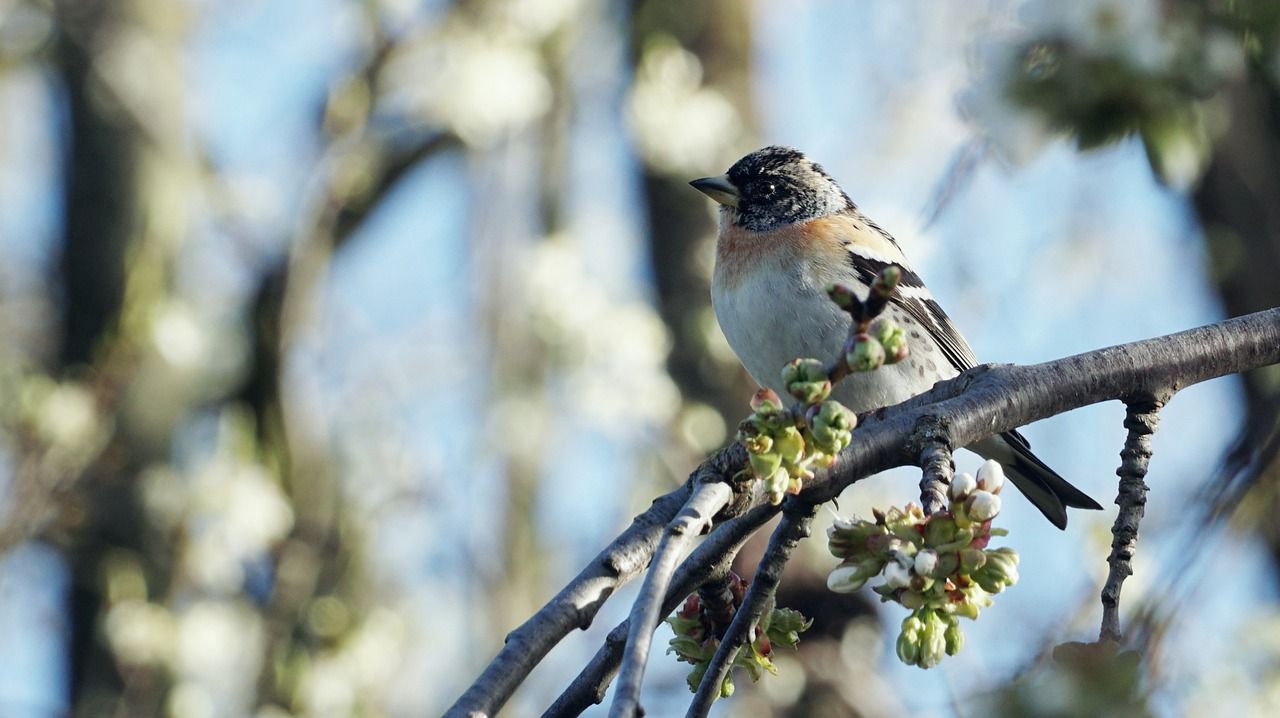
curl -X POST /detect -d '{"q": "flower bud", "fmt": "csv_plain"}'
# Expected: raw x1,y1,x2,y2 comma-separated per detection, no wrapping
900,589,926,609
748,449,781,478
914,549,939,578
765,468,789,505
949,472,976,500
958,547,987,573
773,426,805,464
867,317,898,344
944,620,964,656
826,282,860,311
750,388,784,414
827,564,870,594
976,460,1006,494
884,559,912,589
934,552,959,577
973,547,1019,593
966,490,1002,522
923,514,957,547
881,327,909,364
846,335,886,372
896,616,926,665
918,610,947,668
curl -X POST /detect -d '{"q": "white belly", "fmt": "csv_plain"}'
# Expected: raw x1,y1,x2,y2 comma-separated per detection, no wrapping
712,264,954,414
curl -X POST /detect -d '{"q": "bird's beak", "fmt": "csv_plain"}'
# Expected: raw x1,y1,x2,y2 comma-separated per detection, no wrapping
690,174,740,208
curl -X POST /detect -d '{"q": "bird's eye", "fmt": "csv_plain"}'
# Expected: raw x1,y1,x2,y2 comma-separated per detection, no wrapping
766,183,777,195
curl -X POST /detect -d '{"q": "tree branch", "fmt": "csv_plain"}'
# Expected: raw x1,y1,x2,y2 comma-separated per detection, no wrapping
445,446,744,718
686,502,817,718
610,480,736,718
1100,396,1165,641
914,416,954,515
544,503,780,718
805,308,1280,504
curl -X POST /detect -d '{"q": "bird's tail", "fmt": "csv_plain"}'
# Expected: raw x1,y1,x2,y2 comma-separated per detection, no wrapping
970,432,1102,530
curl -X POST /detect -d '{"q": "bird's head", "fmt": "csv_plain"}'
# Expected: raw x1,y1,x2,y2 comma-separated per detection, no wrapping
690,146,853,232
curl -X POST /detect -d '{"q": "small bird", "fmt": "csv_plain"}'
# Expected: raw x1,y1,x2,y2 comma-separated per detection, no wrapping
691,146,1101,528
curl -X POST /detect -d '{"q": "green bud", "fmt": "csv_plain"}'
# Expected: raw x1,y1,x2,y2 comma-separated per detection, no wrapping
826,282,860,311
934,552,959,577
918,610,948,669
944,620,964,656
765,468,789,505
897,614,924,665
748,450,782,479
923,515,958,546
972,547,1019,593
900,589,926,609
958,547,987,573
750,388,785,414
847,335,886,372
773,426,805,464
867,317,897,344
881,327,910,364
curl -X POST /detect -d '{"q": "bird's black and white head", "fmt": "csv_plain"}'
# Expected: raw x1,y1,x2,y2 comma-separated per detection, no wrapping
690,146,854,232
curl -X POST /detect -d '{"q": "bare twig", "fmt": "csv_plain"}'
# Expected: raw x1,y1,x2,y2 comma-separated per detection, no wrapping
686,502,818,718
610,480,736,718
1100,395,1165,642
544,503,780,718
446,446,744,718
915,416,954,515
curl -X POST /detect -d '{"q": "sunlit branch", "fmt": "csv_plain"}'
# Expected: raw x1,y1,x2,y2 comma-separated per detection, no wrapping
544,503,780,718
686,503,816,718
1100,396,1165,642
609,480,736,718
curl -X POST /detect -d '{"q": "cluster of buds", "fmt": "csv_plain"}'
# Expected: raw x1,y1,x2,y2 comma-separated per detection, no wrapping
826,268,911,373
738,386,857,504
825,460,1020,668
738,267,912,504
666,574,811,697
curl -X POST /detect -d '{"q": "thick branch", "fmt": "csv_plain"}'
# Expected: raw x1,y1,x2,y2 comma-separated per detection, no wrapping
544,503,780,718
610,481,735,718
805,308,1280,504
686,503,817,718
445,446,743,718
1100,397,1164,641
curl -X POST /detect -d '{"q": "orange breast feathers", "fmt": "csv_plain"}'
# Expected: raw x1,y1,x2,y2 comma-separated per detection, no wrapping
714,213,907,291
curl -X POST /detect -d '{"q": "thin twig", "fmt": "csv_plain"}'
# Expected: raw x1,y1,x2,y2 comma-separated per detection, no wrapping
610,481,736,718
1100,395,1165,642
918,438,953,516
446,447,744,718
686,502,818,718
544,503,780,718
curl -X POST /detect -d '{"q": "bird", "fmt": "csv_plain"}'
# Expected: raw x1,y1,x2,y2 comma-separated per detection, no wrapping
690,145,1101,529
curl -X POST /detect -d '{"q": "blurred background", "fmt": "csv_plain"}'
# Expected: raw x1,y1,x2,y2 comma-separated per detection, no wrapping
1,0,1280,716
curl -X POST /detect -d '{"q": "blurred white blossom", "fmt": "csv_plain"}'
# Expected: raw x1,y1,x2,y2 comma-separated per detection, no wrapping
172,600,264,718
524,238,681,431
184,459,293,593
386,22,551,145
627,39,745,175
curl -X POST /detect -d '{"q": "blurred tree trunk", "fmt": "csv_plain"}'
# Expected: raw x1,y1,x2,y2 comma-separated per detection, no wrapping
51,1,146,714
1192,73,1280,563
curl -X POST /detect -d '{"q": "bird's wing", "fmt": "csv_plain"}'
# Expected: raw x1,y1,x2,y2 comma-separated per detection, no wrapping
841,244,980,372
